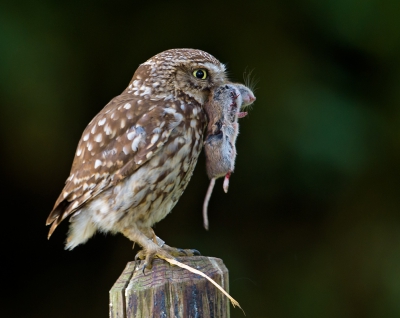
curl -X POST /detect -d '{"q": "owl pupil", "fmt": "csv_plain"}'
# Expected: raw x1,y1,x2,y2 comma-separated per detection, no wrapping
196,70,204,78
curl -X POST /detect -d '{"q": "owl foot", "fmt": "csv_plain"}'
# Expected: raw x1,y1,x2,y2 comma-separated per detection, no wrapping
134,244,201,273
123,227,200,272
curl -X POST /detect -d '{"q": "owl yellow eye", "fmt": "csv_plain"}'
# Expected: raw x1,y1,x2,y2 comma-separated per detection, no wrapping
193,69,208,80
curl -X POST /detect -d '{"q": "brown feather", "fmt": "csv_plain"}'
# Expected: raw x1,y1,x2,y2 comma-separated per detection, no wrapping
47,97,185,238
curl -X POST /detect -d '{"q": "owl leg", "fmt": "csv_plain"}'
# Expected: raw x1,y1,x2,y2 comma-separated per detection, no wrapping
132,228,164,261
122,226,168,270
146,228,201,259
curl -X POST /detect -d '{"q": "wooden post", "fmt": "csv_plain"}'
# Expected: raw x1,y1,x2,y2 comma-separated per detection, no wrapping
110,256,230,318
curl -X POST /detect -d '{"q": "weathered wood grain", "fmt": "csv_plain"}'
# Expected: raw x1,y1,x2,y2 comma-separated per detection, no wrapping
110,261,137,318
109,256,230,318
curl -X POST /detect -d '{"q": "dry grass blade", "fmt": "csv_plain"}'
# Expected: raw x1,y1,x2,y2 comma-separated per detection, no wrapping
164,257,245,315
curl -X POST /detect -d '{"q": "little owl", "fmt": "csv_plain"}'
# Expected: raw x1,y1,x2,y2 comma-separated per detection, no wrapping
46,49,234,269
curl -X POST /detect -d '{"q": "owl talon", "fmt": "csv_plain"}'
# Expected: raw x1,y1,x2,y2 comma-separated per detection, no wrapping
177,248,187,256
191,249,201,256
141,263,148,275
133,251,154,270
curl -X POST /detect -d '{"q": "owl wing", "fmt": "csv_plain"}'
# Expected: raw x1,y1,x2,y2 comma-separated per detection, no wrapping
46,92,185,237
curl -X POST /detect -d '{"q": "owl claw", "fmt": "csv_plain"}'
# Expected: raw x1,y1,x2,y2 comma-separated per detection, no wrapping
175,248,201,256
177,248,187,256
133,250,149,273
133,260,149,275
191,249,201,256
141,263,148,275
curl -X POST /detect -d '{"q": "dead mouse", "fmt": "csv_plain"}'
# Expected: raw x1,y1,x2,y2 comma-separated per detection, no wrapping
202,83,256,229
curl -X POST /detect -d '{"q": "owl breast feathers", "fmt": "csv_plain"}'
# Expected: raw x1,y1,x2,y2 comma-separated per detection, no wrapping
46,49,230,249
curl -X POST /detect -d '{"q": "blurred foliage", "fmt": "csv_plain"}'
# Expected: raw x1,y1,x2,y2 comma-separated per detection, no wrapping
1,0,400,317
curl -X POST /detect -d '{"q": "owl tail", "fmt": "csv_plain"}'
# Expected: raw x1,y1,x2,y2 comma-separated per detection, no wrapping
65,212,96,250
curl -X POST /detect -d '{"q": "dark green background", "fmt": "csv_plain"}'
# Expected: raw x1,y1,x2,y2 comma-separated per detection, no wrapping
1,0,400,317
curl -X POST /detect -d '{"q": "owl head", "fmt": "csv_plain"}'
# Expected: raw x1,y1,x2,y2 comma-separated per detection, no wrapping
126,49,228,105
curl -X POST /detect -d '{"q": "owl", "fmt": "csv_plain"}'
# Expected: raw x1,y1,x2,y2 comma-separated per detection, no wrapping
46,49,231,269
